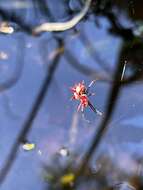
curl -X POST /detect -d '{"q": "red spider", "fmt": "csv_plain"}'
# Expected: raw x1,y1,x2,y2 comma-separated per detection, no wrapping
70,80,102,115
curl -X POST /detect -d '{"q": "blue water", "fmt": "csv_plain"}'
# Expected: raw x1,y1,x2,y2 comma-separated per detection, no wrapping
0,1,143,189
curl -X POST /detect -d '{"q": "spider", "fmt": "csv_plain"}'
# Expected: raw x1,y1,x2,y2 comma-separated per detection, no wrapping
70,80,102,116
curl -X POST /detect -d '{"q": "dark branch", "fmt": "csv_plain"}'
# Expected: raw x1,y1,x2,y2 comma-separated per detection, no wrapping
0,38,64,186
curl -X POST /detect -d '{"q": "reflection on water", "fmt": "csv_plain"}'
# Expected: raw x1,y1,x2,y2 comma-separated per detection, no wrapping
0,0,143,190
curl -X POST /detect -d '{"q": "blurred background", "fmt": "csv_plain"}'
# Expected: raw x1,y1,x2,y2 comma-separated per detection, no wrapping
0,0,143,189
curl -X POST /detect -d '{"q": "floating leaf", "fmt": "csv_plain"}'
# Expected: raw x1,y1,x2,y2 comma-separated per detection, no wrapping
60,173,75,185
22,143,35,151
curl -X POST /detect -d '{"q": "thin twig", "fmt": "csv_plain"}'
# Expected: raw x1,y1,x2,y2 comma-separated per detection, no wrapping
33,0,92,33
121,61,127,81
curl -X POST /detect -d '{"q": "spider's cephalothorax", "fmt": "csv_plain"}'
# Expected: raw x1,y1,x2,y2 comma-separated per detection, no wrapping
70,80,102,116
70,81,88,111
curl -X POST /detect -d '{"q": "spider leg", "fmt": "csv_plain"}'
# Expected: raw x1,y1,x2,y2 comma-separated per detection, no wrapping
77,102,82,112
86,80,96,94
88,100,102,116
87,92,95,97
88,80,96,88
81,104,84,112
81,110,91,123
70,95,75,100
95,108,103,116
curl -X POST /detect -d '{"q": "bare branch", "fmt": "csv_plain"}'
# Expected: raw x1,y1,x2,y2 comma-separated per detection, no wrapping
33,0,92,33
